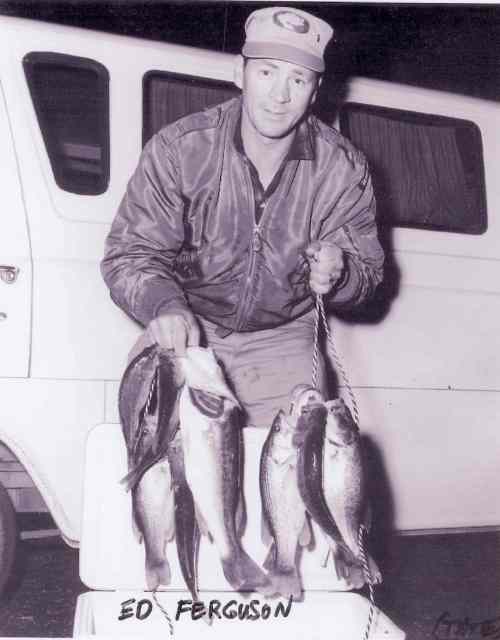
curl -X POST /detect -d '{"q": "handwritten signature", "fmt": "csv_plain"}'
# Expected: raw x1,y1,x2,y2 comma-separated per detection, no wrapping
433,612,500,639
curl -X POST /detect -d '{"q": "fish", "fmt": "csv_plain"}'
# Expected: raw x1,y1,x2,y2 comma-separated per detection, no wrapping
294,389,360,586
119,345,183,490
118,344,184,590
179,353,273,596
132,457,175,590
259,401,313,600
322,398,382,586
166,427,202,607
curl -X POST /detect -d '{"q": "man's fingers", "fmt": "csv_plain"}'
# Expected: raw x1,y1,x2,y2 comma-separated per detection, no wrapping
305,241,321,259
310,280,332,295
146,311,200,356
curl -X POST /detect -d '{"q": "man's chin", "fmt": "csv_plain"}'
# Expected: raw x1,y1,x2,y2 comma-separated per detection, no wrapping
255,123,294,140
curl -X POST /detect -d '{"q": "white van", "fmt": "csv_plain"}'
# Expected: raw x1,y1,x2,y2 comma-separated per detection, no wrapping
0,15,499,595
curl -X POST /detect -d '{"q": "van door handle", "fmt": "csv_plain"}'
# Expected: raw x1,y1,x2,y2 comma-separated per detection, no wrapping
0,265,19,284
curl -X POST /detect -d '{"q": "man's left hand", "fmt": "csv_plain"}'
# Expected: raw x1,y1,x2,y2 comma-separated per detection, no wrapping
305,241,345,295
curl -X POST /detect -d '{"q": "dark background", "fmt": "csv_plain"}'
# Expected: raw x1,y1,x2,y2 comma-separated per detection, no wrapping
0,0,499,102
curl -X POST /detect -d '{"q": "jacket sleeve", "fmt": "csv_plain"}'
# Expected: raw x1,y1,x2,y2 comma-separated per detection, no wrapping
101,132,189,327
320,152,384,311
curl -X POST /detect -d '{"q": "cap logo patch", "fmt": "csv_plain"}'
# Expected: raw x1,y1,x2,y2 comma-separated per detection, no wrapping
273,11,310,34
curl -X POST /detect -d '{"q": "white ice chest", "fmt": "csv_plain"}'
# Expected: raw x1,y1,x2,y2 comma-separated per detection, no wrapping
73,422,405,639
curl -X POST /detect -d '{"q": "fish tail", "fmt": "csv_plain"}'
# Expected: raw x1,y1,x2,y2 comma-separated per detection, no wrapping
269,569,302,600
221,549,274,597
145,557,172,591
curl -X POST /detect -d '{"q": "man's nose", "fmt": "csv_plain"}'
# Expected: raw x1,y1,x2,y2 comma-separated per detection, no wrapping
270,78,291,103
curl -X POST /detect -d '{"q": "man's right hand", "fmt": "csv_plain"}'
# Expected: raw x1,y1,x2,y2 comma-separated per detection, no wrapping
147,309,200,356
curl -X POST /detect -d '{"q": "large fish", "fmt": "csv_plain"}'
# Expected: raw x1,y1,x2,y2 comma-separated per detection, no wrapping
294,390,357,585
132,457,175,589
166,427,201,605
179,348,273,596
118,344,183,589
322,399,382,586
259,386,322,599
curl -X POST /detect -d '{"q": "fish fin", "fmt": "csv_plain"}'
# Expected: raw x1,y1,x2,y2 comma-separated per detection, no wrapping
164,490,176,542
121,455,161,492
235,494,246,537
221,549,274,597
120,465,142,491
145,557,172,590
330,542,359,583
321,546,331,569
270,569,302,600
261,513,272,546
298,516,312,547
263,540,276,572
194,502,212,542
342,563,366,590
165,516,175,543
364,505,373,533
131,512,143,544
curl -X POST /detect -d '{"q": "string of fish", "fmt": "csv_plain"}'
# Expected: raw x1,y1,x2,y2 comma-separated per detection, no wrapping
312,293,376,640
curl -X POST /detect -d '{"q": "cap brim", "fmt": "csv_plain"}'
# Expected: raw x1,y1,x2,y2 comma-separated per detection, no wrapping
242,42,324,73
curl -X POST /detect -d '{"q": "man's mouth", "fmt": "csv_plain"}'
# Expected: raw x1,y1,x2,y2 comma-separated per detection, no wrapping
264,108,287,117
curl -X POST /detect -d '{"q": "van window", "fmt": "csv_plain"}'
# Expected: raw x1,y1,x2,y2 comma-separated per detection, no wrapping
339,103,487,234
143,71,238,146
23,52,110,196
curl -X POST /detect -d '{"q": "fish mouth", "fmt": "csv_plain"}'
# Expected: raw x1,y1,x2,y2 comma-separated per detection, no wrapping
289,385,324,418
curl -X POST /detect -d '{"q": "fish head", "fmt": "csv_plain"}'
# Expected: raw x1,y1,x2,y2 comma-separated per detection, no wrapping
290,386,327,448
289,384,325,419
268,409,295,446
119,345,159,446
324,398,359,446
188,387,226,420
187,387,241,438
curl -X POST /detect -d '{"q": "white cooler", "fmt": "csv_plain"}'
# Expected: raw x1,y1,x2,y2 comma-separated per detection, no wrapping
73,423,405,639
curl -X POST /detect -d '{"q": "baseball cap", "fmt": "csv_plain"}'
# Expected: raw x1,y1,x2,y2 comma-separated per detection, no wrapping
242,6,334,73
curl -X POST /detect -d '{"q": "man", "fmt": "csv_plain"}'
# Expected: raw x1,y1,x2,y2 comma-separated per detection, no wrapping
101,6,384,429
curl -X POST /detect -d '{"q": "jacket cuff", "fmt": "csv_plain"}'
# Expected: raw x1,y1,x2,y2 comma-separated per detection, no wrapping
325,253,364,309
134,277,189,326
154,296,191,319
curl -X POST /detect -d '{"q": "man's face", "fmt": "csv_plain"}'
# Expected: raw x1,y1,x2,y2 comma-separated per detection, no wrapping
236,57,319,141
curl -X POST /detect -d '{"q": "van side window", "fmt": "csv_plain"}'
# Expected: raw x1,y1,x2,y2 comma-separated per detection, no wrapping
23,52,110,196
143,71,238,146
339,103,487,234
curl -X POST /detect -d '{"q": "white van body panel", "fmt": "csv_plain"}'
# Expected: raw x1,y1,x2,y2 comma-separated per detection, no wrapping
0,378,104,542
0,80,31,378
0,16,499,543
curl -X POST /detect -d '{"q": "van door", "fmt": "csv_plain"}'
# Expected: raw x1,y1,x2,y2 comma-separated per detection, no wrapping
0,81,31,378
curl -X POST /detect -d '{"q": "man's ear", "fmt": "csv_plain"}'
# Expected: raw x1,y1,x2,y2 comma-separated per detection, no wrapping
233,54,244,90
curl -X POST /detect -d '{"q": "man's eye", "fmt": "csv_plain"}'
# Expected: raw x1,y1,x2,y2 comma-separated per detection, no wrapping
260,69,271,76
294,78,305,86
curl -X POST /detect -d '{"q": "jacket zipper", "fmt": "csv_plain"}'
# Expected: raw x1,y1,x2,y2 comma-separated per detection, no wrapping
234,164,267,331
235,220,265,331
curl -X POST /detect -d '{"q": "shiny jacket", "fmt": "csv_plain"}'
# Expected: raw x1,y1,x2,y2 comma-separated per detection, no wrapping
101,97,384,333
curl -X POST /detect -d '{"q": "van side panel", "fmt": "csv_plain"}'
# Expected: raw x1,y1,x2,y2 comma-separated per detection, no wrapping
0,80,31,378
